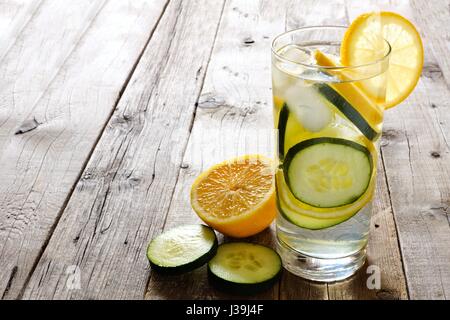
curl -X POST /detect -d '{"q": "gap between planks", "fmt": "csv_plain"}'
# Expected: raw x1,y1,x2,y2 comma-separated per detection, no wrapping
14,0,172,300
0,0,110,299
22,0,228,299
379,147,410,299
159,1,227,232
144,0,408,300
144,0,227,296
0,0,171,299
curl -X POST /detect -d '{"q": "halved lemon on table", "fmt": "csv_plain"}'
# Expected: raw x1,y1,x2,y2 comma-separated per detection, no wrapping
341,11,424,109
190,155,276,238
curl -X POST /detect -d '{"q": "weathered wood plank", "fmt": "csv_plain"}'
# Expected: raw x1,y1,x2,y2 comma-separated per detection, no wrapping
0,0,108,152
0,0,43,63
380,0,450,297
7,0,446,300
145,0,409,300
380,71,450,300
411,0,450,88
0,0,110,299
0,0,168,299
343,0,450,300
22,0,226,300
145,0,330,300
325,1,410,300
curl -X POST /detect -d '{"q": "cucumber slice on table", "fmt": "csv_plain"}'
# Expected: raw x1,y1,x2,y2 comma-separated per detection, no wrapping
284,137,373,208
317,84,379,141
147,225,218,274
208,242,282,295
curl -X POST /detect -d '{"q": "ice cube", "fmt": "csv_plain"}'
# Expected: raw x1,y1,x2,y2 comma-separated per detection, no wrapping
276,45,314,76
272,65,291,95
281,45,313,63
273,47,311,95
283,83,333,132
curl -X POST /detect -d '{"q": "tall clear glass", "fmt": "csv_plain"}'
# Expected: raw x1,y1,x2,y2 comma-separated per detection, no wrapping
271,26,390,282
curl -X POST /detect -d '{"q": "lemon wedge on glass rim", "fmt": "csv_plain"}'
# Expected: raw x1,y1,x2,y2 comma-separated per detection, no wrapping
340,11,424,109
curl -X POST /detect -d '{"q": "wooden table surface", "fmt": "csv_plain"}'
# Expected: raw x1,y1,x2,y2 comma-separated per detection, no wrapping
0,0,449,300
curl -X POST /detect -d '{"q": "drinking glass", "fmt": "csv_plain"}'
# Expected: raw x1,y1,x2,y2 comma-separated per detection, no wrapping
271,26,390,281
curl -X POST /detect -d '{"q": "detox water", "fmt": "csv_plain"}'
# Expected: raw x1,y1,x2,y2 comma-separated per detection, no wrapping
271,27,388,281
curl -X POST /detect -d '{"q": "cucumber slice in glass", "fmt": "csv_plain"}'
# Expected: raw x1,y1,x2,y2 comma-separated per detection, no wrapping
276,196,357,230
208,242,282,295
147,225,218,274
277,169,375,220
283,137,373,208
277,103,289,159
317,84,380,141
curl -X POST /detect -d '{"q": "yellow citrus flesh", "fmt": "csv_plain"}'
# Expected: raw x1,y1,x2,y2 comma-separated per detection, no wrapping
314,50,383,129
273,95,284,110
190,155,276,238
341,12,424,109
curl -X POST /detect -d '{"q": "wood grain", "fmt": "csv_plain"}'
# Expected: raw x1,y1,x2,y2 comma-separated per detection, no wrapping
22,0,226,300
347,0,450,300
0,0,168,299
0,0,107,152
380,71,450,300
1,0,447,300
324,0,410,300
144,0,292,300
0,0,42,64
380,1,450,297
145,0,407,300
411,0,450,88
